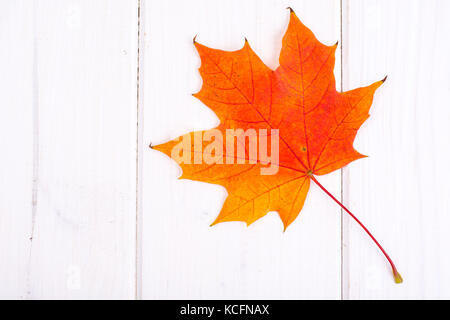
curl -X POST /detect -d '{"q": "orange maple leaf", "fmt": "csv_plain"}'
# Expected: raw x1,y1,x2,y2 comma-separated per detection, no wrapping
152,9,402,283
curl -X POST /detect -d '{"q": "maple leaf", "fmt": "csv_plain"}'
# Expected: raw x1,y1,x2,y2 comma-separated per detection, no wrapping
152,9,402,283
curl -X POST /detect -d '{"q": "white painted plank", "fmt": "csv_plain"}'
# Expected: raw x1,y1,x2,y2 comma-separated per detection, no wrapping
25,0,138,299
343,0,450,299
0,1,34,299
142,0,342,299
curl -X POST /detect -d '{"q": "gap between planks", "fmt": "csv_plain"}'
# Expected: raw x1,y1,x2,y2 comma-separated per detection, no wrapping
340,0,350,301
135,0,144,300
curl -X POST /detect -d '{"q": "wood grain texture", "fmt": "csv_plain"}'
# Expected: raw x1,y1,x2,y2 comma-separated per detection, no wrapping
0,1,34,299
343,0,450,299
0,0,139,299
141,0,342,299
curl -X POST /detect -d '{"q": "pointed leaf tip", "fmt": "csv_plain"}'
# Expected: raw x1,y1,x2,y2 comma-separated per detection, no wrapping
149,143,153,149
287,7,295,14
381,75,388,83
193,34,197,44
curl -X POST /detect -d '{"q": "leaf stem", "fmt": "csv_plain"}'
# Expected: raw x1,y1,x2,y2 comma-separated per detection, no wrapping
309,175,403,284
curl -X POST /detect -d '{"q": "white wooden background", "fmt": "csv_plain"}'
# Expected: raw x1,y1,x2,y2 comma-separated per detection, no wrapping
1,0,449,300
